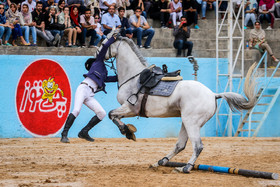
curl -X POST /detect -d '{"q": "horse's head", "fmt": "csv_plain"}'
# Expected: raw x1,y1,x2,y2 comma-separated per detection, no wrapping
98,29,122,60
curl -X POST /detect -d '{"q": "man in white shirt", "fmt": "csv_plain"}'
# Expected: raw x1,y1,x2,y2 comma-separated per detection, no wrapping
99,0,116,14
21,0,36,12
129,6,154,49
80,8,97,48
101,5,121,35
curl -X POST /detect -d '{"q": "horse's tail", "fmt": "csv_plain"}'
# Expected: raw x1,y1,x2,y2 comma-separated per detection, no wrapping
215,62,258,112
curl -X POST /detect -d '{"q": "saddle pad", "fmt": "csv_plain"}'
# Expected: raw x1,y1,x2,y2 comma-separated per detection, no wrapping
139,80,180,97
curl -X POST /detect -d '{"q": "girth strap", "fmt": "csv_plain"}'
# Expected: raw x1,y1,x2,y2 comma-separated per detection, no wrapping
139,93,149,118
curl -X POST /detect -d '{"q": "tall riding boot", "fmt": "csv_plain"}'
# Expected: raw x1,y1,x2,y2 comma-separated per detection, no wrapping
78,115,101,142
60,113,76,143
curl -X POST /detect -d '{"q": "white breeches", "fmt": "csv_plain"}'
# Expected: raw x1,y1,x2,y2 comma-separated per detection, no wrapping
170,12,183,26
71,80,106,120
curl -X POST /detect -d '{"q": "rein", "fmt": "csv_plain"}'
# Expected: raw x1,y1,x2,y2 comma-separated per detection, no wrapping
118,71,142,89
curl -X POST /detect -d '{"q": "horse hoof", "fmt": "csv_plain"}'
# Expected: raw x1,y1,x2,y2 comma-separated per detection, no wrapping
182,163,193,173
182,167,191,173
131,133,136,141
125,131,137,141
158,157,169,166
127,124,137,133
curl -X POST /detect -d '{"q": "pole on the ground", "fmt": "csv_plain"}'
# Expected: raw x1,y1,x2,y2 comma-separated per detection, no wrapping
163,162,278,180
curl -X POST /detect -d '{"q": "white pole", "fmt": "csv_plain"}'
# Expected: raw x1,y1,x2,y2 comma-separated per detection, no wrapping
228,0,233,137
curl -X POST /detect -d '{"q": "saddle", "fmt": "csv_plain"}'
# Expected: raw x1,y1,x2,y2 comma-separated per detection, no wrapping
131,64,183,118
139,65,182,89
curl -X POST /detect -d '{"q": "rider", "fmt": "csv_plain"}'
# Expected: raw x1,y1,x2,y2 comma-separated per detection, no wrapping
60,35,118,143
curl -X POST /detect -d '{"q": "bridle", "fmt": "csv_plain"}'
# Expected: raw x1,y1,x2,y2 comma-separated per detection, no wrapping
96,36,142,89
95,37,120,75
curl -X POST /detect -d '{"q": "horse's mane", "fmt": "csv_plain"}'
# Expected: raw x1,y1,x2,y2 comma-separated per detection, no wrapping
119,37,149,67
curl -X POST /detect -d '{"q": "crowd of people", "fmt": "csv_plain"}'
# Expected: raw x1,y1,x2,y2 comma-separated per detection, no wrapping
0,0,158,47
0,0,280,59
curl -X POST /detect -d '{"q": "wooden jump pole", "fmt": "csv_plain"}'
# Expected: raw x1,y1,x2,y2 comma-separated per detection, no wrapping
163,162,278,180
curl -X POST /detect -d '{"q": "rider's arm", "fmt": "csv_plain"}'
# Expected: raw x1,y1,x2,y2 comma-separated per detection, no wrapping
95,37,116,61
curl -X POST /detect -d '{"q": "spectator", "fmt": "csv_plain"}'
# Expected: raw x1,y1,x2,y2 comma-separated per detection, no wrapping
118,7,132,38
0,3,12,45
20,3,36,46
144,0,152,15
42,0,57,12
21,0,36,12
88,0,101,16
244,0,257,29
93,14,105,45
182,0,199,29
258,0,275,29
173,16,193,57
70,6,82,45
129,6,154,48
99,0,116,14
10,0,24,11
80,8,97,47
32,1,60,46
101,5,121,35
130,0,146,18
125,0,134,18
201,0,216,19
56,0,66,13
217,0,227,19
249,21,278,63
68,0,85,14
233,0,242,15
150,0,170,28
116,0,130,16
0,0,11,11
170,0,182,28
58,6,77,46
6,3,29,46
84,0,92,8
44,6,63,46
275,0,280,18
196,0,203,19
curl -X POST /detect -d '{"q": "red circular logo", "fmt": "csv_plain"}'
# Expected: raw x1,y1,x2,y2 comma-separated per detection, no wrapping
16,59,71,137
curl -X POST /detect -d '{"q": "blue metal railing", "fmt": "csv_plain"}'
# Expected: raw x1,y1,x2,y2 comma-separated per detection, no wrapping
247,51,280,136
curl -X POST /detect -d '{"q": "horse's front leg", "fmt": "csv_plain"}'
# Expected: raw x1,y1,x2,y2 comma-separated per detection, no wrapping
109,103,138,141
150,123,188,168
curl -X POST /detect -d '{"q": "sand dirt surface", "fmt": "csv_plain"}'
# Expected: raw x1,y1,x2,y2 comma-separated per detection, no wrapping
0,137,280,187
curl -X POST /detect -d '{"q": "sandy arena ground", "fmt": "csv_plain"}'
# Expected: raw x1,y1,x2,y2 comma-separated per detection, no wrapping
0,137,280,187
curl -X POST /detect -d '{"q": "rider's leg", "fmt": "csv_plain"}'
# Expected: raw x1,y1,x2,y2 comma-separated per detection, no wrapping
60,84,87,143
78,96,106,142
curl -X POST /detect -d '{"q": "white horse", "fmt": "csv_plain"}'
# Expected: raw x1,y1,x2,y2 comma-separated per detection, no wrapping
100,35,257,173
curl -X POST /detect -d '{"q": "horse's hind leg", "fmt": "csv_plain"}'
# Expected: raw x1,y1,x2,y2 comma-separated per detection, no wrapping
151,123,188,167
175,121,204,173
